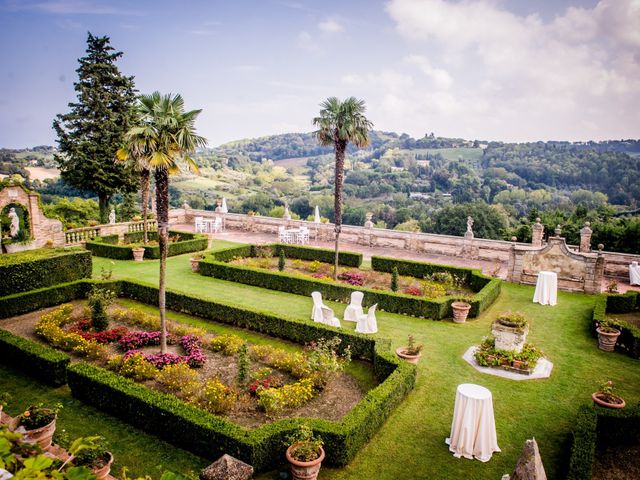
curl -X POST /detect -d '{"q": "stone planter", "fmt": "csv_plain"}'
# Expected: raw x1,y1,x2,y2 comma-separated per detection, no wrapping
4,240,37,254
91,452,114,480
286,445,325,480
592,392,626,409
395,347,422,364
190,258,201,272
596,327,620,352
451,301,471,324
492,321,529,353
132,247,145,262
13,416,57,450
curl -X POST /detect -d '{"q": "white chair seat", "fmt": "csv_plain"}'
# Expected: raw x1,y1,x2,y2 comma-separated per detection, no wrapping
355,304,378,334
321,306,341,328
344,291,364,322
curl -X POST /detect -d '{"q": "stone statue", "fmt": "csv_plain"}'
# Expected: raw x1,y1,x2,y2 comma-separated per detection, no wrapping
8,207,19,237
466,216,474,233
108,208,116,224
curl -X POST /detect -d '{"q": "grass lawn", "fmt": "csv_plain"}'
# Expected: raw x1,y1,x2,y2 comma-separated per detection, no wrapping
5,242,639,479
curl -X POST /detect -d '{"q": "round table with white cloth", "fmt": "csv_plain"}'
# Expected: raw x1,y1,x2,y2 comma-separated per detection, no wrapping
445,383,501,462
630,262,640,286
533,271,558,306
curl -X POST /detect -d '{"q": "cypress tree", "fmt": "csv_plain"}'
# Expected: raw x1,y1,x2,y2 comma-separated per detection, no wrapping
53,32,138,223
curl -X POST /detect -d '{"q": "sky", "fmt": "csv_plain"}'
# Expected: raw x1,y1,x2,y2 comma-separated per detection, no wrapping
0,0,638,148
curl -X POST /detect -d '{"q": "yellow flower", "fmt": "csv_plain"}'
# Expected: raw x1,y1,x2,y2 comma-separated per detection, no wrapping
23,411,30,417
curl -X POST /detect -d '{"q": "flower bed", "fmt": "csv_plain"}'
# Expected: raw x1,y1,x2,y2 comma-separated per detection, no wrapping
474,337,544,374
85,230,208,260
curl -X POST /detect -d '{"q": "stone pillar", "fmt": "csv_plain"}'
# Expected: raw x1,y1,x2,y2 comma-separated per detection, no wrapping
531,218,544,247
364,212,374,229
579,222,592,253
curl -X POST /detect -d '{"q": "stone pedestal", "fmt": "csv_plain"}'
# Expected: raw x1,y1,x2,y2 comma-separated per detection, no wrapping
579,222,592,253
531,218,544,248
200,454,254,480
492,321,529,353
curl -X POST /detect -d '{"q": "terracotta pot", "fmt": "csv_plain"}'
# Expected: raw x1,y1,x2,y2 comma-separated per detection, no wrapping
132,247,145,262
21,417,57,450
395,347,422,364
592,392,626,409
190,258,201,272
451,301,471,324
286,445,325,480
596,327,620,352
511,359,528,370
91,452,114,480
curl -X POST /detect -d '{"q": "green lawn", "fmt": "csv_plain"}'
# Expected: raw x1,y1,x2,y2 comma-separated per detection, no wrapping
3,242,639,479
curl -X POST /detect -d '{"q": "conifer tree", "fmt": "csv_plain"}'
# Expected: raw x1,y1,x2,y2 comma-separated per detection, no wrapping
53,32,138,223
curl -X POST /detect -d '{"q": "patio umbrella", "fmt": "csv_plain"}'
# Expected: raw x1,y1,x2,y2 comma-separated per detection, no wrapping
221,197,228,213
314,205,321,223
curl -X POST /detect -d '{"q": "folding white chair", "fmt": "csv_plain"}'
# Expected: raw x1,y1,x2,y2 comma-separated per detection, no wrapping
296,227,309,245
311,291,326,323
212,217,222,233
343,291,364,322
194,216,206,233
355,304,378,334
278,226,292,244
321,305,341,328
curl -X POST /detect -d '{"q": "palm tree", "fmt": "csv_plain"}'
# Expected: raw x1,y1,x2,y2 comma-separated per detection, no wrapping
124,92,207,352
313,97,372,279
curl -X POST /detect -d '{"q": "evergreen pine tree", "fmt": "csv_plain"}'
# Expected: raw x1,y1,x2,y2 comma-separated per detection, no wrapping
391,266,399,292
53,33,139,223
278,249,286,271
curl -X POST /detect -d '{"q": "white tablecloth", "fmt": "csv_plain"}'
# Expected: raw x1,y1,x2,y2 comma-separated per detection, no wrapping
533,271,557,306
630,263,640,286
446,384,500,462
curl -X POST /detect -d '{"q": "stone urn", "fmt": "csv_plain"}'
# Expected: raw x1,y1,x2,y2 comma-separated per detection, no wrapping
592,392,625,409
395,347,422,364
596,327,620,352
91,452,114,480
492,317,529,353
286,445,325,480
190,257,201,272
11,416,57,450
451,301,471,323
132,247,145,262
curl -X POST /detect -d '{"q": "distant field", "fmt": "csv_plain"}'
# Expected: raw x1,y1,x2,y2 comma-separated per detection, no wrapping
26,166,59,180
274,156,312,168
409,147,484,162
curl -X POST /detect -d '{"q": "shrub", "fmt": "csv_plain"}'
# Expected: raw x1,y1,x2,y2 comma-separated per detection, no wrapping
390,267,398,292
208,334,245,355
306,337,351,389
86,230,208,260
278,249,286,272
87,286,114,331
257,378,314,415
237,343,248,385
156,363,199,399
0,248,91,296
337,270,365,286
197,378,237,414
119,351,157,381
422,281,446,299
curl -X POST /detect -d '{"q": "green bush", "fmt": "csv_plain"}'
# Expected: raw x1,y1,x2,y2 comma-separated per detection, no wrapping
606,291,638,313
567,405,597,480
591,294,640,358
0,248,91,296
0,328,70,386
271,244,362,267
86,230,208,260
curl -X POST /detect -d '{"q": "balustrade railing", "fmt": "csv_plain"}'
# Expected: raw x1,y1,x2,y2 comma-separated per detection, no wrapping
128,220,157,233
64,227,101,245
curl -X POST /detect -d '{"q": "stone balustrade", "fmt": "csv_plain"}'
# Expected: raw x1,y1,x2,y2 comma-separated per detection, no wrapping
64,220,157,246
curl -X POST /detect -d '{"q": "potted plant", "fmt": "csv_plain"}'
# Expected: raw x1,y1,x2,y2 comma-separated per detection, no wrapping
592,380,626,409
596,320,621,352
190,253,204,272
396,335,423,364
11,403,61,450
72,436,113,480
131,246,145,262
285,424,325,480
451,299,471,323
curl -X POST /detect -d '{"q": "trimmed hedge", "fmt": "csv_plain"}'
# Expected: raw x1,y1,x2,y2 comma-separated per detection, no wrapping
85,230,208,260
67,349,415,470
208,244,362,267
0,248,92,296
567,403,640,480
591,293,640,358
200,252,501,319
0,328,70,386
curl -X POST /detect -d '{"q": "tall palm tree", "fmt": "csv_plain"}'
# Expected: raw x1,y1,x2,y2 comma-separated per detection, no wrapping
313,97,372,279
124,92,207,353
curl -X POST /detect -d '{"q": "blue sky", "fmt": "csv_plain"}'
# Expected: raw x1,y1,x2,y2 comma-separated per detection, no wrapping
1,0,638,148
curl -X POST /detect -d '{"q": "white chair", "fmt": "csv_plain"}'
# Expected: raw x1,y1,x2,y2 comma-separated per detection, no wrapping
296,227,309,245
343,291,364,322
278,226,292,244
321,306,341,328
211,217,222,233
355,304,378,334
194,216,206,233
311,291,326,323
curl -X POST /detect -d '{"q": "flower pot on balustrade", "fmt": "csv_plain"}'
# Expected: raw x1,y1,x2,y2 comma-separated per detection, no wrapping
451,301,471,324
132,247,145,262
596,327,620,352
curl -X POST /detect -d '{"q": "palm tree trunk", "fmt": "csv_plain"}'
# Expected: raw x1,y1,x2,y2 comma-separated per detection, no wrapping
155,168,169,354
333,139,347,280
140,168,150,244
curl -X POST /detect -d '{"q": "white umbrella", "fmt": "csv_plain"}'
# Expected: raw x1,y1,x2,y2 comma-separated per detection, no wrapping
221,197,228,213
314,205,321,223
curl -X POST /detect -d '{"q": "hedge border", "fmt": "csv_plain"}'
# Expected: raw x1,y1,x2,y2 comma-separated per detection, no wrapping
0,248,92,297
200,248,501,319
567,403,640,480
208,244,362,267
0,279,416,470
0,328,70,386
591,292,640,358
85,230,208,260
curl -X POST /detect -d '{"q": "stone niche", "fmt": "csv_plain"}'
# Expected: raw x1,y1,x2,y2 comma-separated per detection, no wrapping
0,183,64,251
492,320,529,353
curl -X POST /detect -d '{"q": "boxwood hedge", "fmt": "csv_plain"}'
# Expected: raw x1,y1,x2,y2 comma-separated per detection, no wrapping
208,244,362,267
591,293,640,358
200,250,501,319
0,248,92,297
85,230,208,260
0,328,70,386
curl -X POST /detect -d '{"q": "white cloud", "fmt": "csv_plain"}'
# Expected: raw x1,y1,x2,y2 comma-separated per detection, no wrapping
378,0,640,141
4,0,139,15
318,18,344,33
297,31,322,53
